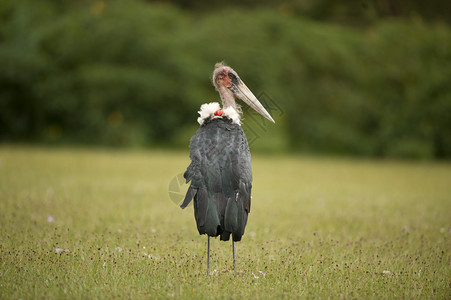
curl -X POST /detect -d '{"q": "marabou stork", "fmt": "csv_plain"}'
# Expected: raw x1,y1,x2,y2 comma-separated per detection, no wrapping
181,62,275,275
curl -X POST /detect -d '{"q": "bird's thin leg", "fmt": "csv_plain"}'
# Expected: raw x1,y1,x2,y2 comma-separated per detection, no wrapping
233,240,236,276
207,236,210,276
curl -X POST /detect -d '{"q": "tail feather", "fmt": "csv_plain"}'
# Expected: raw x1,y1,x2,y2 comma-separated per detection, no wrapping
224,197,238,233
223,193,248,241
190,188,224,237
193,188,208,229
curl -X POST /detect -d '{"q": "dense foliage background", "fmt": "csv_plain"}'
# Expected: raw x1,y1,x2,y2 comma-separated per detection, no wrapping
1,0,450,158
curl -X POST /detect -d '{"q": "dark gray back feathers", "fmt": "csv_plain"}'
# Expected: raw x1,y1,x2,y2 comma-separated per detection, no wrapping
181,118,252,242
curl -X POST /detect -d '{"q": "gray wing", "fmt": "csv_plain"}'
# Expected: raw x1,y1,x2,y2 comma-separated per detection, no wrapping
181,118,252,241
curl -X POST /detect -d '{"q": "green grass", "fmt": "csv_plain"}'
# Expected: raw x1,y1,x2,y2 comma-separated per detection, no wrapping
0,146,450,299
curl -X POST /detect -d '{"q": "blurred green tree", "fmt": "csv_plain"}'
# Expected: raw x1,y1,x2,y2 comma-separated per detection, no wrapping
0,0,450,158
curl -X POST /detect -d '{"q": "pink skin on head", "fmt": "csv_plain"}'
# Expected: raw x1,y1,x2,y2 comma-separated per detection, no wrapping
215,69,233,89
214,69,237,109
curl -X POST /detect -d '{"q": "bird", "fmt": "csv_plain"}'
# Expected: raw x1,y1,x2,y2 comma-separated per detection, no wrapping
180,62,275,275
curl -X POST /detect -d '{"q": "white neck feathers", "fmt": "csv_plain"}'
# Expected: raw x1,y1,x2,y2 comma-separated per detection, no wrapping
197,102,241,126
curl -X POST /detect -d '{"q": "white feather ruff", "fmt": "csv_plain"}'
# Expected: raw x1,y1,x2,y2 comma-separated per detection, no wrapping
197,102,241,126
222,106,241,125
197,102,220,125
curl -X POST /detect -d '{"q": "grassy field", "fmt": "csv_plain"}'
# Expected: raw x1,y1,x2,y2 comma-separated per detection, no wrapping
0,146,450,299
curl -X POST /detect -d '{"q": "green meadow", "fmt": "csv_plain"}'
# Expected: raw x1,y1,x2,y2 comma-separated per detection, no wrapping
0,146,450,299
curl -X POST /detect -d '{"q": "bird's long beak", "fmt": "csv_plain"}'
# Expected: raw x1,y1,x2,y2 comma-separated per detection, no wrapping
232,81,275,123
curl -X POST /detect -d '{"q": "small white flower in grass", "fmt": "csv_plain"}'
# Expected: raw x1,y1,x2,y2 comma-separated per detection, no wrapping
151,229,157,233
258,270,266,278
47,215,55,223
117,229,122,233
249,231,256,238
55,248,69,253
115,247,123,252
382,270,391,274
252,272,259,279
145,253,161,261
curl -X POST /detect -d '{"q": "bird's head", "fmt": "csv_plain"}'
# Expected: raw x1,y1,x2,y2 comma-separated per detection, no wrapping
212,62,275,123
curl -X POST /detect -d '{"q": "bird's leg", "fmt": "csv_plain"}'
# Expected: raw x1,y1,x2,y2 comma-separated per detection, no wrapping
233,240,236,276
207,236,210,276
